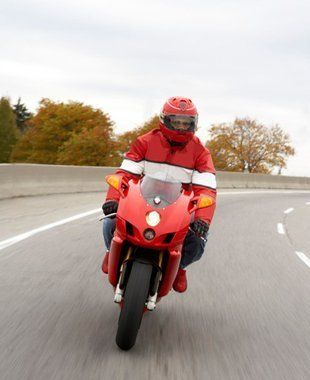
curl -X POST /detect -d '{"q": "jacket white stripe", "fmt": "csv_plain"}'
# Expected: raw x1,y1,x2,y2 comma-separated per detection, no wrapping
120,159,145,175
120,159,216,189
144,161,193,183
192,170,217,189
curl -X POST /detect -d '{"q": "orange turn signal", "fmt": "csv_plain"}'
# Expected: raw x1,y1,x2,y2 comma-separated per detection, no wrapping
105,175,121,190
197,196,215,209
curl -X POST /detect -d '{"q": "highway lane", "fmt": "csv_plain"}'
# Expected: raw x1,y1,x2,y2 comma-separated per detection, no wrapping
0,192,104,241
0,191,309,380
284,201,310,265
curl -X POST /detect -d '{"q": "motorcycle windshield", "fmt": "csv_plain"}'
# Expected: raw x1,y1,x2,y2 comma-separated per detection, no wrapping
140,173,183,208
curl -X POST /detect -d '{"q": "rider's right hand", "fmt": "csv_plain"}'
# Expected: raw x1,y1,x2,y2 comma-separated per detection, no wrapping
102,200,118,216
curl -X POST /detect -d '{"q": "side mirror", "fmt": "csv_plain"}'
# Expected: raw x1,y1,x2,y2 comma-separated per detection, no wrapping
105,175,129,198
188,195,215,214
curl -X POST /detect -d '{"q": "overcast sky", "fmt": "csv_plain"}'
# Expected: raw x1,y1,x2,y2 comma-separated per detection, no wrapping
1,0,309,176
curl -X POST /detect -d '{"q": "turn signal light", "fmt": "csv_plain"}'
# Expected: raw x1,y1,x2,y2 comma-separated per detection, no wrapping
105,175,128,198
197,196,215,209
105,175,121,190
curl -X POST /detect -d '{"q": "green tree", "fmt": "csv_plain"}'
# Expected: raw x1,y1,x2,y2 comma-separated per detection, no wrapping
115,115,159,165
0,97,19,162
11,99,116,165
207,118,295,173
13,97,32,134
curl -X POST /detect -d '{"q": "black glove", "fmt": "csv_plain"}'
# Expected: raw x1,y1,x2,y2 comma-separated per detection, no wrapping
102,200,118,216
190,219,209,240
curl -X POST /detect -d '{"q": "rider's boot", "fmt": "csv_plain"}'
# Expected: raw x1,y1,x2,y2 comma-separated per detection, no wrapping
173,268,187,293
102,251,109,274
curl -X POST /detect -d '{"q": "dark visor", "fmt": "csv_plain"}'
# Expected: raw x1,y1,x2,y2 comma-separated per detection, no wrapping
164,115,197,132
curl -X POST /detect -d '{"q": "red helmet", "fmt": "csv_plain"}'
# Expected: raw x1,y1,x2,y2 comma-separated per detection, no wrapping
159,96,198,143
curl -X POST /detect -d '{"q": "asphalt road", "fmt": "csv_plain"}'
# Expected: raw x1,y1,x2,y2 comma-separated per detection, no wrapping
0,190,309,380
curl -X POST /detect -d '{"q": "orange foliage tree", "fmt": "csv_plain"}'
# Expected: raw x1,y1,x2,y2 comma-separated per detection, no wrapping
57,125,118,166
11,99,118,166
206,118,295,173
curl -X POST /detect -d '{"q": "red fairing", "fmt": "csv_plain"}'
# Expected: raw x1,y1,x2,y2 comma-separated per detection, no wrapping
107,178,191,295
117,179,191,248
108,233,124,287
106,128,217,224
158,248,181,297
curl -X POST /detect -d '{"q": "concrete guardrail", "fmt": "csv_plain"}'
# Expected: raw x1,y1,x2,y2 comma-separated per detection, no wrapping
1,164,310,200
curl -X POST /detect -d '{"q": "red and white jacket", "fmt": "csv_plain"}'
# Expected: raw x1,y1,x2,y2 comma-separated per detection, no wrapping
106,128,217,224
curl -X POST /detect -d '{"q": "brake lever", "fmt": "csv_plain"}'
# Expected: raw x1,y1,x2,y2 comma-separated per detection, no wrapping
99,213,117,221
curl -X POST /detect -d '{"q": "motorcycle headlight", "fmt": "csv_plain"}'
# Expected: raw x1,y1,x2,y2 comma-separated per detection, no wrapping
146,211,161,227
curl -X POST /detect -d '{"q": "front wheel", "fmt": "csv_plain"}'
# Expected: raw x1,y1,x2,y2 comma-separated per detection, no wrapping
116,261,153,350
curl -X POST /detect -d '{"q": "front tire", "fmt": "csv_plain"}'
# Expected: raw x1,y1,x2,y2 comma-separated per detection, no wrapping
116,261,153,350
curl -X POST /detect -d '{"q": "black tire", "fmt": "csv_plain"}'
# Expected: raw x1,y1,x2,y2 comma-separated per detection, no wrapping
116,261,153,350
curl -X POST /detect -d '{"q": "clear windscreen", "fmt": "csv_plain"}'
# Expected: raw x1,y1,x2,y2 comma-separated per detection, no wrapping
140,173,182,208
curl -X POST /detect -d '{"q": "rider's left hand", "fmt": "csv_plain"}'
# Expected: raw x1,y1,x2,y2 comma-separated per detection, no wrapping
190,219,209,240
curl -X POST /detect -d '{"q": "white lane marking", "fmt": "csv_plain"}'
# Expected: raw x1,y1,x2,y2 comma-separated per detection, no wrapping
284,208,294,214
295,251,310,268
0,208,101,251
277,223,285,235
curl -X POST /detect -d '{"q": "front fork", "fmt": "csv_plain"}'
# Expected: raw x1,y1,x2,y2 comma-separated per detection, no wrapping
114,248,164,311
114,246,133,303
146,251,163,310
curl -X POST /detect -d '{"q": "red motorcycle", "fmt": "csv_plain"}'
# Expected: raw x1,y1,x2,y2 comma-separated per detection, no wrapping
103,172,214,350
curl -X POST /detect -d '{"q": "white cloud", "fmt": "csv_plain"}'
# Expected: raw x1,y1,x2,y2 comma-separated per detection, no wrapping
1,0,309,175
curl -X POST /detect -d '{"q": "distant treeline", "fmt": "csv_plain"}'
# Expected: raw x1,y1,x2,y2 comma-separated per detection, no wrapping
0,97,294,173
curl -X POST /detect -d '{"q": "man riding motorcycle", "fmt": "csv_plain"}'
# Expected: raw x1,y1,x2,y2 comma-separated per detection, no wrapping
102,96,217,293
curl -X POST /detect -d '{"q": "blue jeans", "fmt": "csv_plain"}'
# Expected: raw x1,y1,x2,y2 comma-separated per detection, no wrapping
102,218,207,269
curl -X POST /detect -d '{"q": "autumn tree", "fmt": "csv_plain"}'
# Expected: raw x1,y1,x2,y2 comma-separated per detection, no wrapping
115,115,159,165
0,97,19,162
13,97,32,134
206,118,295,174
57,125,119,166
11,99,117,166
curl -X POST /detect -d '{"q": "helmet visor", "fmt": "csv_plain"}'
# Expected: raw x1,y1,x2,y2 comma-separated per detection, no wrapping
164,115,197,132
